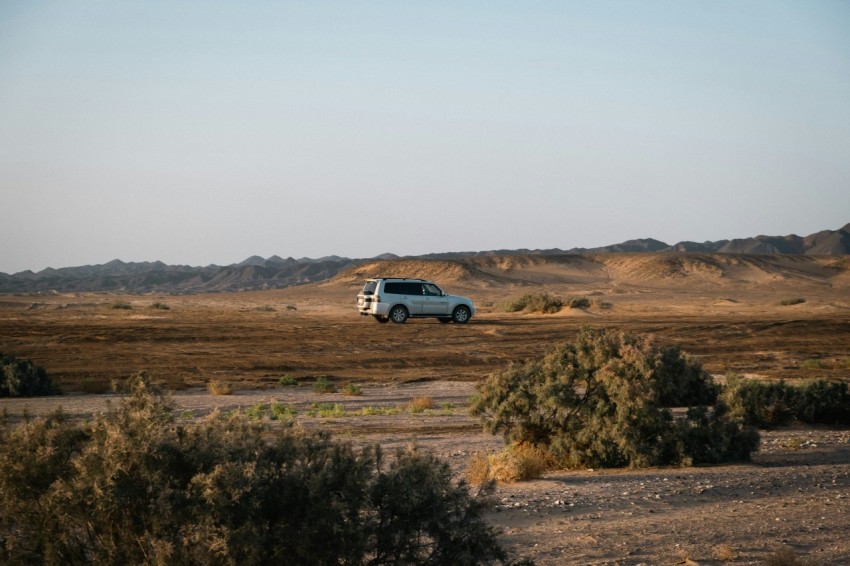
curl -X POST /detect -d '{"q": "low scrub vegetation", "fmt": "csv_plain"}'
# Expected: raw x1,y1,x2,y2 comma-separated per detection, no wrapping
566,296,590,309
207,380,234,396
150,302,170,310
312,376,338,394
278,374,298,386
722,374,850,427
779,297,806,306
471,328,757,469
501,293,563,314
342,383,363,396
111,300,132,309
0,375,515,565
468,444,555,484
0,354,58,397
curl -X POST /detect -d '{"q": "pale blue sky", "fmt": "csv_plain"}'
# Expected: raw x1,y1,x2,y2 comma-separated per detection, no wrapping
2,1,849,273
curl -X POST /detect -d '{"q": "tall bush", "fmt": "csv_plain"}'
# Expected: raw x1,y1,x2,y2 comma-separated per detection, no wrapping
0,353,58,397
471,328,757,469
0,375,512,565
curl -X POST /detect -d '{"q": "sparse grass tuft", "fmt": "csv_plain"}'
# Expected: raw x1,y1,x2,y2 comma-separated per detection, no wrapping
312,377,338,394
270,402,297,419
278,374,298,386
208,381,234,396
800,358,824,370
359,406,402,416
780,297,806,306
309,402,346,418
407,396,434,413
594,299,613,309
255,305,276,312
342,383,363,396
150,302,170,310
111,301,132,310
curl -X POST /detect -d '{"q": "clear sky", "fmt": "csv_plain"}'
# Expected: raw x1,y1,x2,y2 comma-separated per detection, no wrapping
2,1,849,274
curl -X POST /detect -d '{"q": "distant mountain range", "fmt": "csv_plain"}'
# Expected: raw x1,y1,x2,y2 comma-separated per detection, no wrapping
2,223,848,294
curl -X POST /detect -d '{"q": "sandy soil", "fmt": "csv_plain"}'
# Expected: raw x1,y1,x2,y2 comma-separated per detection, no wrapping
2,254,850,564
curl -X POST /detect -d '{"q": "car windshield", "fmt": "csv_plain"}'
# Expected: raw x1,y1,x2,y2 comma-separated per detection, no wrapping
361,281,377,295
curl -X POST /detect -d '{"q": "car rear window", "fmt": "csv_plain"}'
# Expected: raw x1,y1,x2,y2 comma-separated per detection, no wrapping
361,281,377,295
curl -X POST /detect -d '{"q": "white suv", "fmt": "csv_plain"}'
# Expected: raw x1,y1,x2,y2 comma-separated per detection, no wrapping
357,278,475,324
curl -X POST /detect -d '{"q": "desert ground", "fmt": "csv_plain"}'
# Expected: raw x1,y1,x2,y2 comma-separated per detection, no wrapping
2,253,850,564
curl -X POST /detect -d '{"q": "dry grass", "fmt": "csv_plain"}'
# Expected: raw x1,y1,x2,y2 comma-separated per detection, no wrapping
467,443,555,484
208,380,234,396
713,543,739,561
407,396,434,413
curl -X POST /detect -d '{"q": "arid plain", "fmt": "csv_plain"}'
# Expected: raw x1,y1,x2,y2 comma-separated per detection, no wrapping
2,253,850,564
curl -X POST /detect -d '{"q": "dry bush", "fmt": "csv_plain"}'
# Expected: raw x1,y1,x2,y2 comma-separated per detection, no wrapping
0,375,513,565
467,444,554,484
207,380,234,396
408,396,434,413
779,297,806,306
713,543,738,561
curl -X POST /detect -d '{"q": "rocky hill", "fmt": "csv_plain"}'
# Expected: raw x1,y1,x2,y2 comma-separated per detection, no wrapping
2,224,847,294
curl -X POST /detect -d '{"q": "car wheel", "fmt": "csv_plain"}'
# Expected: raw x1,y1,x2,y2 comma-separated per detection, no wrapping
389,305,409,324
437,317,451,324
374,315,389,323
452,305,471,324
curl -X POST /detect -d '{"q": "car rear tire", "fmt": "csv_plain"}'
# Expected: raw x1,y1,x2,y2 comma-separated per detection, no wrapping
452,305,471,324
374,315,389,323
437,317,451,324
389,305,409,324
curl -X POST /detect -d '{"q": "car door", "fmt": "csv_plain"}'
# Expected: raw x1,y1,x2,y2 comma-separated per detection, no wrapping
421,283,449,315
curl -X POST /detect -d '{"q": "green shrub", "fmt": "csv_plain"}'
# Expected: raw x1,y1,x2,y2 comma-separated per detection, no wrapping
0,375,512,565
313,376,338,394
342,383,363,396
502,293,563,314
794,379,850,425
270,402,297,420
720,374,796,428
309,402,346,417
0,354,58,397
278,374,298,386
721,375,850,427
471,328,757,469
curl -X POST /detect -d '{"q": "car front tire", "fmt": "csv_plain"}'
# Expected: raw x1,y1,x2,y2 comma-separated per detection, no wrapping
452,305,471,324
389,305,409,324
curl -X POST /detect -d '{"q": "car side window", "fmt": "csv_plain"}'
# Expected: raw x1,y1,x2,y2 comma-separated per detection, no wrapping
424,284,441,296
